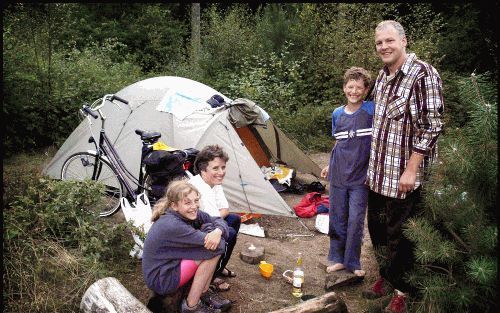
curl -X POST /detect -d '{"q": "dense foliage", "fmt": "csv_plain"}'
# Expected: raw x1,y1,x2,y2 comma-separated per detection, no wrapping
3,3,498,312
404,73,497,313
3,3,497,155
3,153,136,312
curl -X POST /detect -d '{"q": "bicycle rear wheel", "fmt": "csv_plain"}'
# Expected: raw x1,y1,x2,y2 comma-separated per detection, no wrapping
61,152,123,217
142,173,159,206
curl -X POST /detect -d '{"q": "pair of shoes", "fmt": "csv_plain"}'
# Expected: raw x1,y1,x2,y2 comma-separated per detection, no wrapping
181,299,221,313
201,289,232,312
210,277,230,292
362,276,394,299
219,267,236,278
384,290,407,313
326,263,345,273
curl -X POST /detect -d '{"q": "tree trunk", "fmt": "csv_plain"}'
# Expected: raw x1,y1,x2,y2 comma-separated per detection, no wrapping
190,3,201,65
80,277,151,313
267,291,348,313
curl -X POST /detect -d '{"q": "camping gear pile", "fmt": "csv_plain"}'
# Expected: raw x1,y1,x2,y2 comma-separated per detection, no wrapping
43,76,322,217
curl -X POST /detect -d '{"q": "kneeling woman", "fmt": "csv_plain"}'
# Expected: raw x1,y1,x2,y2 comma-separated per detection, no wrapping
142,180,232,313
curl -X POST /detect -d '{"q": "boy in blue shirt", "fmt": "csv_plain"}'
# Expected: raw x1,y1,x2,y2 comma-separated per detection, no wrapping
321,67,374,277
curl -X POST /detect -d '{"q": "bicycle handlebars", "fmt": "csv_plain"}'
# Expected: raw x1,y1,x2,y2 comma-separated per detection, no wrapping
81,94,129,119
82,103,99,119
110,94,129,105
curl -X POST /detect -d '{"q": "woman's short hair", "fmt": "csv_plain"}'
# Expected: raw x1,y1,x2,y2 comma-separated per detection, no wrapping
194,144,229,174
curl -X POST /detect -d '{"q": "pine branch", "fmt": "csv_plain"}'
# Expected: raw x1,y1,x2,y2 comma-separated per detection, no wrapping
444,224,470,252
470,73,489,108
422,264,452,277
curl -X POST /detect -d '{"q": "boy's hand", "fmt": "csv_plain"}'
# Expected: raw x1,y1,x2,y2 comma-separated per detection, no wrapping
320,166,329,179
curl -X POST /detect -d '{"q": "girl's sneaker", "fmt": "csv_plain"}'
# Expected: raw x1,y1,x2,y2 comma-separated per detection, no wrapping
200,289,232,312
181,299,221,313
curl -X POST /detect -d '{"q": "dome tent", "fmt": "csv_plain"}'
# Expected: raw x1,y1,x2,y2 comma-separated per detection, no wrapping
43,76,322,216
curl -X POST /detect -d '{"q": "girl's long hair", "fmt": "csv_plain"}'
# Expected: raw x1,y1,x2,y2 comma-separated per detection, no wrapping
150,179,200,222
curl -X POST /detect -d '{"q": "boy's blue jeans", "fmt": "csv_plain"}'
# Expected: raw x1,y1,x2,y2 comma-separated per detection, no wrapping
328,185,368,271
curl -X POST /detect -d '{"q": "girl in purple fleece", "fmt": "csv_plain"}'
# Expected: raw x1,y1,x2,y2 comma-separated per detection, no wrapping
142,180,231,312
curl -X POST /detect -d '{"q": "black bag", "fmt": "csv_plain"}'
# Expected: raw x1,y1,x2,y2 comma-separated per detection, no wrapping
143,150,186,198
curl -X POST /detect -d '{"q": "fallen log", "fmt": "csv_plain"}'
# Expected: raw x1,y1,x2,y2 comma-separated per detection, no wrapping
267,291,348,313
80,277,151,313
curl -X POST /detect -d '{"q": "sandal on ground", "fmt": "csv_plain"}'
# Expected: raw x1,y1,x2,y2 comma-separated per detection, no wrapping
210,277,230,292
219,267,236,278
326,263,345,273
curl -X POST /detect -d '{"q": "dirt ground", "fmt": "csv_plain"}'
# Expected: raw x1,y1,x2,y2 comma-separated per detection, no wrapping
117,153,381,313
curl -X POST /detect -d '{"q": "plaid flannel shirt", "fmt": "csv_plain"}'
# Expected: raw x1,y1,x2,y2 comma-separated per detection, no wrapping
367,53,444,199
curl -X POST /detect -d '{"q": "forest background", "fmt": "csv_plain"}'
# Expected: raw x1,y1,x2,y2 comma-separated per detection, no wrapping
3,2,498,313
3,2,497,155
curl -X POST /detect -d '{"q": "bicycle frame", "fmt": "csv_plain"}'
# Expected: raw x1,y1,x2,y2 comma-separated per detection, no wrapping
83,95,142,202
94,131,138,201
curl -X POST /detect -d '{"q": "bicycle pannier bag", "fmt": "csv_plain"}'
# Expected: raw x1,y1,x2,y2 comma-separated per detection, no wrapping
143,150,186,198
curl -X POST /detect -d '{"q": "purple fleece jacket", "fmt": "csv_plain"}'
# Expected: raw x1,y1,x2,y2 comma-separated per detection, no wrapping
142,209,229,295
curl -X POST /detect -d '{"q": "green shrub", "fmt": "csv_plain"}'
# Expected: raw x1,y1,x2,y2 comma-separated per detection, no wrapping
191,4,261,90
3,159,135,312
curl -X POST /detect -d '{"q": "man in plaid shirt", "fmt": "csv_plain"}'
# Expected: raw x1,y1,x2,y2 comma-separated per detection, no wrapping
362,20,444,313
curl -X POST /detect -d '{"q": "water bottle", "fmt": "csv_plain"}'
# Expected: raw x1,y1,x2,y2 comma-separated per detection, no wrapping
291,252,304,298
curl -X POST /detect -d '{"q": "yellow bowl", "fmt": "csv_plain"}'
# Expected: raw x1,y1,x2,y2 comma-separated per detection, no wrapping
259,262,274,278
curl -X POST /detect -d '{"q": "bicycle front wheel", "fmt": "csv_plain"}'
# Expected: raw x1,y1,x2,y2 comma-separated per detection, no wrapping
61,152,123,217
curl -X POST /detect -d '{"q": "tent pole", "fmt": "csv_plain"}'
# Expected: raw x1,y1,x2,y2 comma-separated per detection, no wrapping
220,120,314,237
220,121,254,214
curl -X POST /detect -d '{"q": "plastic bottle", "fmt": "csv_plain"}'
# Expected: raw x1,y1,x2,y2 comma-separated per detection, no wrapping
291,252,304,298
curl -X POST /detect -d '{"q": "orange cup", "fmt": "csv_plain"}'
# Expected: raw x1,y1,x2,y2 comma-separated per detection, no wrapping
259,261,274,279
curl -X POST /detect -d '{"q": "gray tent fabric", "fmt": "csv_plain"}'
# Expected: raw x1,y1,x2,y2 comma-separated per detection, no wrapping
227,98,267,128
42,76,321,216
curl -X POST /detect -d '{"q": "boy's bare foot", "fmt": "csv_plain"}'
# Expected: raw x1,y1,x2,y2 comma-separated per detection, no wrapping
326,263,345,273
354,269,366,277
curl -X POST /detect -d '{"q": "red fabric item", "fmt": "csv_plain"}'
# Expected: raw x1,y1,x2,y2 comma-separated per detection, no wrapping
293,192,329,218
385,291,407,313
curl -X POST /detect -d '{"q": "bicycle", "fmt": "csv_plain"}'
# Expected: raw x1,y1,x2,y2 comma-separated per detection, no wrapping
60,94,150,217
61,94,199,217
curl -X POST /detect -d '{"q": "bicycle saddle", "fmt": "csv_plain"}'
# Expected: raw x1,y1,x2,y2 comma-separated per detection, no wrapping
135,129,161,141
